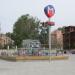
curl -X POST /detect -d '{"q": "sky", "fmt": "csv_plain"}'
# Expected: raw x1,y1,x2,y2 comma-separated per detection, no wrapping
0,0,75,33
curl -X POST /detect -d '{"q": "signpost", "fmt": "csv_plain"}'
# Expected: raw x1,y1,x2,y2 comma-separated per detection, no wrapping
44,5,55,61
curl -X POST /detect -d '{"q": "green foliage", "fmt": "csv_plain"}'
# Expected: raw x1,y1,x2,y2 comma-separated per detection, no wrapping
58,26,66,32
9,14,50,48
13,14,40,47
38,24,49,47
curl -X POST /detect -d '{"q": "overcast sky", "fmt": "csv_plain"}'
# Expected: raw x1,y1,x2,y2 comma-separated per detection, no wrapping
0,0,75,33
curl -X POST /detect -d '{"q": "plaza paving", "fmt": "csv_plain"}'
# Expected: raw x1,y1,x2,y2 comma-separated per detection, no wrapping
0,54,75,75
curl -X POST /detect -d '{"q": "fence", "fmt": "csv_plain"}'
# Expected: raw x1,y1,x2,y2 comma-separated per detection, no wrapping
0,47,64,57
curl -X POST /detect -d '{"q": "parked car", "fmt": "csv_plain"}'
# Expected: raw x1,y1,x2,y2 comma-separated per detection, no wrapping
70,50,75,54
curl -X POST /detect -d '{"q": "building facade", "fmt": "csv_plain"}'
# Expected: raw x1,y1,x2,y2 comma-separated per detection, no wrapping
51,30,63,49
0,34,14,48
63,26,75,50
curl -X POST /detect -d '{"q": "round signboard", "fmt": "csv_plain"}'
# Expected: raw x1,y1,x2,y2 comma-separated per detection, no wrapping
44,5,55,18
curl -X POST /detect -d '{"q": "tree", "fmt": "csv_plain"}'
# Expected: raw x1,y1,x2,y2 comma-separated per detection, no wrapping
13,14,40,47
58,26,66,32
6,32,12,38
38,22,49,48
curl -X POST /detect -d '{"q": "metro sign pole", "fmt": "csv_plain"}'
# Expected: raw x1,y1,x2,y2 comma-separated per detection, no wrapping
49,18,51,61
44,5,55,62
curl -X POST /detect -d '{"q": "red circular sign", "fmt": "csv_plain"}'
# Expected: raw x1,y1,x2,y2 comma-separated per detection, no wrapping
44,5,55,18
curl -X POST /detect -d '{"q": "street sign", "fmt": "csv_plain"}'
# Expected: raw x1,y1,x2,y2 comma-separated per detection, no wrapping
45,21,55,26
41,21,55,27
44,5,55,18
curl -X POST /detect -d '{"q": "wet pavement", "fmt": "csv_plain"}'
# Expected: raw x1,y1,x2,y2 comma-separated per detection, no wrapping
0,54,75,75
